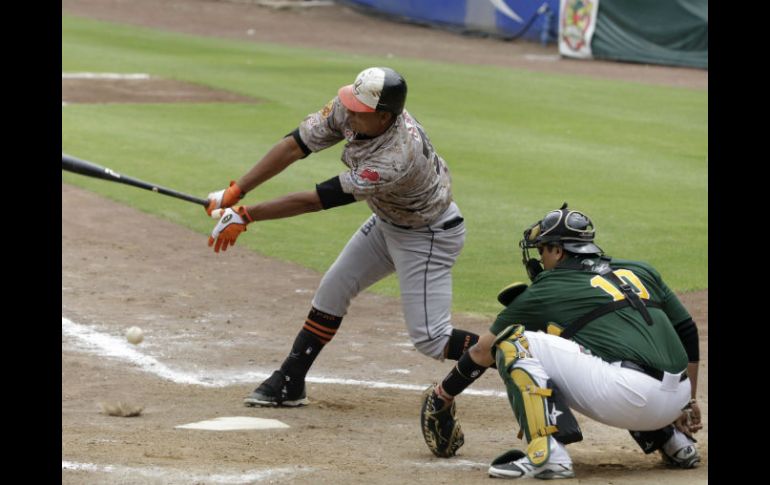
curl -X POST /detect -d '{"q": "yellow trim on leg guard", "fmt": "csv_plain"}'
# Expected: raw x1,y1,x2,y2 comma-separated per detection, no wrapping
526,436,550,467
493,324,558,467
493,325,530,371
512,368,558,442
493,324,527,348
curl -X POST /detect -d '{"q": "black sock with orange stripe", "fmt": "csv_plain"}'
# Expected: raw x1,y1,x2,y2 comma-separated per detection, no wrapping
279,307,342,380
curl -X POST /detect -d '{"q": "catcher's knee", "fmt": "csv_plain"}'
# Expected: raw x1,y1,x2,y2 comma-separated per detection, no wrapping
493,324,530,370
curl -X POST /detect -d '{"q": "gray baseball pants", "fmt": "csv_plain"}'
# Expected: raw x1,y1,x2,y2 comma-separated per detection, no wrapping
312,202,465,359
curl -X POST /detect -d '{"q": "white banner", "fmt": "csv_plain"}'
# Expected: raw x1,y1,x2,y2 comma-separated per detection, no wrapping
559,0,600,59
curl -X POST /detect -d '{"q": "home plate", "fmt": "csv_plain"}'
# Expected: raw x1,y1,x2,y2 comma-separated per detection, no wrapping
175,416,290,431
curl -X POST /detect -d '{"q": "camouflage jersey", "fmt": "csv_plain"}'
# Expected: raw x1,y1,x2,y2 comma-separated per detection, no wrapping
489,257,691,373
298,96,453,228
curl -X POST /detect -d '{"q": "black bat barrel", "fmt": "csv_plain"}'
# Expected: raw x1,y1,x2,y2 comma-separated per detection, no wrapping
62,153,209,207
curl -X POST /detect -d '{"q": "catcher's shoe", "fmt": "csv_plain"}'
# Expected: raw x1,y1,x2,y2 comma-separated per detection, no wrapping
660,430,700,469
420,385,464,457
244,370,308,407
488,450,574,480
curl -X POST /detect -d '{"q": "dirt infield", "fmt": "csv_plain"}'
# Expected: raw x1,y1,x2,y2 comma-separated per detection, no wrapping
62,1,707,483
61,184,707,484
62,77,259,104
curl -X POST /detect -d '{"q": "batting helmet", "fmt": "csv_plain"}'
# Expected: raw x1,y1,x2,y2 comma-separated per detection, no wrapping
338,67,407,115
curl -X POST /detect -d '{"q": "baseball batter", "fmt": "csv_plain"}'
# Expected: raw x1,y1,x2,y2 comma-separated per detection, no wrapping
205,67,482,407
420,203,701,478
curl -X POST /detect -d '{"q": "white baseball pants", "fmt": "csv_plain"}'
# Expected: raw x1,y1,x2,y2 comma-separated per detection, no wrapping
519,331,691,431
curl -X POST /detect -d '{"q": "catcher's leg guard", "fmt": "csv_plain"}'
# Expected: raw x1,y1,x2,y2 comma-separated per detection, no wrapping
547,379,583,445
493,325,580,467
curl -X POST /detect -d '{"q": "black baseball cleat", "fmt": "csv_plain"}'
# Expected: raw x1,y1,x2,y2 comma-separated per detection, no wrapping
244,370,309,407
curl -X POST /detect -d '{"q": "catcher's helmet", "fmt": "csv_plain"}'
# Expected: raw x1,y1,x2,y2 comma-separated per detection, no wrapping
519,202,603,280
338,67,407,115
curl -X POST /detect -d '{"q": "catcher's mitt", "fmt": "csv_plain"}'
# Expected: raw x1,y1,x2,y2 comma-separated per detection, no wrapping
420,385,464,458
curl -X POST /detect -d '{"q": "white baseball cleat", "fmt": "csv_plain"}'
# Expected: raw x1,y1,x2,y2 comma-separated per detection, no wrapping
489,450,575,480
660,429,700,469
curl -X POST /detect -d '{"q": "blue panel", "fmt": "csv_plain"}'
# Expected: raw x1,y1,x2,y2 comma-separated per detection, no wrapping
494,0,560,39
375,0,467,26
339,0,560,42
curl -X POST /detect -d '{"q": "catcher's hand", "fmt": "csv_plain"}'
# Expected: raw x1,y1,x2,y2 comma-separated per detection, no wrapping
206,181,244,216
675,399,702,435
208,206,251,253
420,384,464,458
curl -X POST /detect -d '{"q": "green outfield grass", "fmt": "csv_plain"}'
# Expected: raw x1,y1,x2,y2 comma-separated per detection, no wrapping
62,16,708,317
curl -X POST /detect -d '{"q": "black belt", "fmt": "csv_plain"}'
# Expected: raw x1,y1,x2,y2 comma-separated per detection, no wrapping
384,220,412,229
382,216,464,231
620,361,688,382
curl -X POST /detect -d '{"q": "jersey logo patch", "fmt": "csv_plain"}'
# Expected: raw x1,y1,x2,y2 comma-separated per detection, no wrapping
359,168,380,182
320,99,334,118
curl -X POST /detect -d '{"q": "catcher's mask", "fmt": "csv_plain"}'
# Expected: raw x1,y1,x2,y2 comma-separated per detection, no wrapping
519,202,603,281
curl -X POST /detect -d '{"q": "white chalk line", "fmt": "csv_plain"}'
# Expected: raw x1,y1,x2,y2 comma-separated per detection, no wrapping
62,72,150,79
62,316,506,398
62,460,309,484
386,369,411,374
523,54,560,62
62,317,212,386
409,459,489,469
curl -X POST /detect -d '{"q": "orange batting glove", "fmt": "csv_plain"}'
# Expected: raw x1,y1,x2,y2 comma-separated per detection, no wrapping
205,181,244,216
208,206,253,253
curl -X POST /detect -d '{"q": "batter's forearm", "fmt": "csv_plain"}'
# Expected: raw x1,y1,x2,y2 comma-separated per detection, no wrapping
243,190,323,221
236,136,306,193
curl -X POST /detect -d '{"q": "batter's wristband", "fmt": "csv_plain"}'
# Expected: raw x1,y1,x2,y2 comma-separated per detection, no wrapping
228,180,245,198
237,206,254,223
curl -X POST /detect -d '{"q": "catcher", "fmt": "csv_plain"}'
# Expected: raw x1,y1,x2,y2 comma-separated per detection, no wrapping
420,203,702,478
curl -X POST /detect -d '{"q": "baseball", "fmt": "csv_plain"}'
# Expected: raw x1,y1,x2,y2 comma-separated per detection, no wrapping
126,326,144,345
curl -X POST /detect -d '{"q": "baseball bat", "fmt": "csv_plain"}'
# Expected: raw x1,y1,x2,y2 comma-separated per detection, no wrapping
62,153,209,208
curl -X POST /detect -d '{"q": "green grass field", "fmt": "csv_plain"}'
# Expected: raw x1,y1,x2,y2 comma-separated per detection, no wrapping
62,15,708,317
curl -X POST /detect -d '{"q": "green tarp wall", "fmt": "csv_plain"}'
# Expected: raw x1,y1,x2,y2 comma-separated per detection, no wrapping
592,0,707,69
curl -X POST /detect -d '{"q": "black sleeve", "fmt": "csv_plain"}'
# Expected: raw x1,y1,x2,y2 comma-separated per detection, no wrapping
285,128,311,158
673,318,699,362
315,176,356,210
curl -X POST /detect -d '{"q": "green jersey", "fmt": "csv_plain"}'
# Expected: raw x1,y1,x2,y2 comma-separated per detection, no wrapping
490,257,690,373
